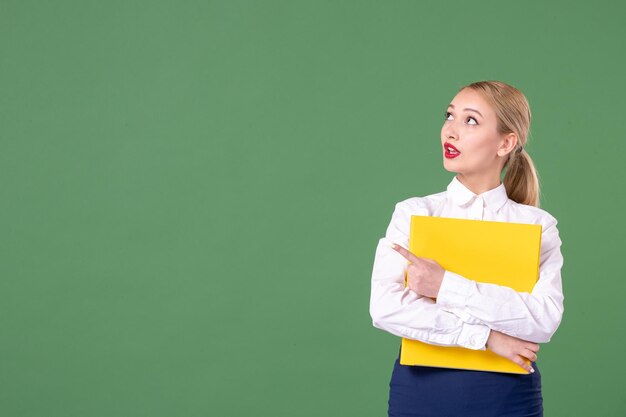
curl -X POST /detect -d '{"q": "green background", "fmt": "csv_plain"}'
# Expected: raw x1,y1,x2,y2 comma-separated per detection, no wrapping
1,1,624,416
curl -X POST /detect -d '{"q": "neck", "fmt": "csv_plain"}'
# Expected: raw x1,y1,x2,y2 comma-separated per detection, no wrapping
456,173,502,195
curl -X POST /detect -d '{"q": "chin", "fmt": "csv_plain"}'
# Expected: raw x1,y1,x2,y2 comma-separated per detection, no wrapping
443,160,461,173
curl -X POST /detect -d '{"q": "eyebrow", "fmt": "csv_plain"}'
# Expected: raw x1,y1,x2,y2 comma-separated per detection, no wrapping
447,104,483,118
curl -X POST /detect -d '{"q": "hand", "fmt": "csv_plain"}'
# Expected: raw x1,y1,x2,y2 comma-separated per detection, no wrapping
486,330,539,373
390,242,445,299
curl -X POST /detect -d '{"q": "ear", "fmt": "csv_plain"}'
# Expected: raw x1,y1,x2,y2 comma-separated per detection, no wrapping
498,133,518,157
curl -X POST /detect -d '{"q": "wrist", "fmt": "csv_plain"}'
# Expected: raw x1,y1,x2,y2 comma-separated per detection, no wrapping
485,329,493,350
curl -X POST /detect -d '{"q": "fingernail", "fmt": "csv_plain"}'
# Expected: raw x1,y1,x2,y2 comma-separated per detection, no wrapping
386,241,397,249
530,368,535,373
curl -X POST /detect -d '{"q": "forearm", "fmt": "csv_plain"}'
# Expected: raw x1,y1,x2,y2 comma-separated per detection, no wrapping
370,239,490,350
436,270,564,343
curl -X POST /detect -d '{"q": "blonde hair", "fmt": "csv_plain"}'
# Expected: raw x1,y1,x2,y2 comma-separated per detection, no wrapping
458,80,541,207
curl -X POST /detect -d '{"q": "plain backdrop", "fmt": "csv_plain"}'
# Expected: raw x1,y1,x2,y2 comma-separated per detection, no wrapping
1,1,625,416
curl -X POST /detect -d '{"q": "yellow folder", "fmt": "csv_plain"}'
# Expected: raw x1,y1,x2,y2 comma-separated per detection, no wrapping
400,215,542,374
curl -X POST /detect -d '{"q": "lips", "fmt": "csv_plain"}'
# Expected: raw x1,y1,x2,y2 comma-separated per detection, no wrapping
444,142,461,158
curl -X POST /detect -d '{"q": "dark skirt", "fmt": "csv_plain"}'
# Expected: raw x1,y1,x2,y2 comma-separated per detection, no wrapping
388,348,543,417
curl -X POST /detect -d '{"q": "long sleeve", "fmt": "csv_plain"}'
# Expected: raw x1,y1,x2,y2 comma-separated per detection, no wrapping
435,214,565,343
369,200,491,350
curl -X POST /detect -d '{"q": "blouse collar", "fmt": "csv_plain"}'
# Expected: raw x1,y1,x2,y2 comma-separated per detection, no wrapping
446,175,509,212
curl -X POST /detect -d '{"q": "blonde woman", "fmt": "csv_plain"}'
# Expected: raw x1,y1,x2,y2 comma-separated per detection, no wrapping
369,81,564,417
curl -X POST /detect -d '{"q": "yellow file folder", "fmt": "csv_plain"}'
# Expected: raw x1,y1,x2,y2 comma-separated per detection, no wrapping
400,215,542,374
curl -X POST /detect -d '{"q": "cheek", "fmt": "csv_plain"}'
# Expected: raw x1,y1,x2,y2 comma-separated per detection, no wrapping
468,134,496,154
477,142,495,155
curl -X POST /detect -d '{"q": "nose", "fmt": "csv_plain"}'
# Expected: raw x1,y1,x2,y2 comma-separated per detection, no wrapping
442,121,457,140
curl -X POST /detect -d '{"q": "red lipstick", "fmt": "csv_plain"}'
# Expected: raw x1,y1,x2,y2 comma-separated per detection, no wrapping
444,142,461,159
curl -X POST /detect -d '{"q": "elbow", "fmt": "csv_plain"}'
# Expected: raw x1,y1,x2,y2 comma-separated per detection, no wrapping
370,304,384,329
370,314,382,330
529,301,564,343
370,301,393,331
369,288,388,329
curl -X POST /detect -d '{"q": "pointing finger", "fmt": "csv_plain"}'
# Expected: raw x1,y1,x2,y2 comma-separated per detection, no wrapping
388,242,420,264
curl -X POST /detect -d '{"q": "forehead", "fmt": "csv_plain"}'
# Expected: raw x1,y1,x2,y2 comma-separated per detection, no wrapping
449,88,494,116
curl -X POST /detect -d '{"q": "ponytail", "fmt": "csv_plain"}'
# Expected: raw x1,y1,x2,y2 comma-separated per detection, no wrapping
461,80,541,207
502,147,540,207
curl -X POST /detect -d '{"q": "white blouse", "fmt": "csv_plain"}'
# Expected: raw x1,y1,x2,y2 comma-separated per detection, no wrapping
369,175,565,350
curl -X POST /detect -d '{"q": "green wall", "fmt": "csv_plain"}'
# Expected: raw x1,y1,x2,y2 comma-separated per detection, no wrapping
2,1,624,415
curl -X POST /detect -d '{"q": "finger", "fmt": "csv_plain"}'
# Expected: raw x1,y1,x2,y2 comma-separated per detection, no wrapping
513,355,534,373
522,348,538,362
388,242,420,263
526,342,540,353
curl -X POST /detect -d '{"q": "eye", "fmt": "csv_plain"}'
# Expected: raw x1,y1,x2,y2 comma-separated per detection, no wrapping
444,111,453,120
467,116,478,125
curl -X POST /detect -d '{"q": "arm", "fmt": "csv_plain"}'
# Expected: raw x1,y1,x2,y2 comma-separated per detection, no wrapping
435,214,565,343
370,201,491,350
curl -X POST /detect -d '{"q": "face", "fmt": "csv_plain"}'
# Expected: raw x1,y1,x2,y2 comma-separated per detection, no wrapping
441,88,515,176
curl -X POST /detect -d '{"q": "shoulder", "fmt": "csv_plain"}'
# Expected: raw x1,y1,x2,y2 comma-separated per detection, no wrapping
393,190,447,216
506,200,560,234
383,191,446,241
507,203,565,263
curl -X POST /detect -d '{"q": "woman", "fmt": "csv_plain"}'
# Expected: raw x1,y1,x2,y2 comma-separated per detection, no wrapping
369,80,564,417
